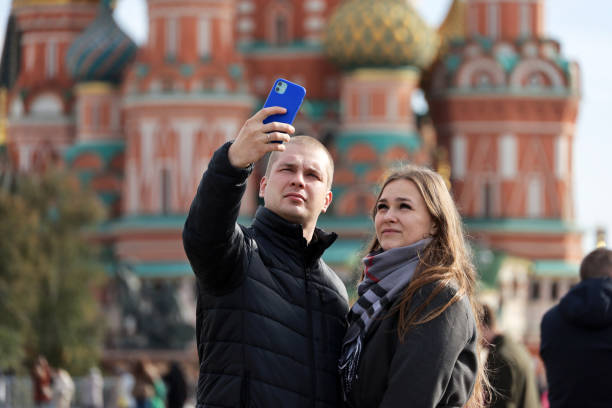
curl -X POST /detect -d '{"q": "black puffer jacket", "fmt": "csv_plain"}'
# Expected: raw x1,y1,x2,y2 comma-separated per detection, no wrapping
183,142,349,408
540,277,612,407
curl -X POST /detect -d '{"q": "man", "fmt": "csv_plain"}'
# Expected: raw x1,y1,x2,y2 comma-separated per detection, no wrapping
481,304,540,408
183,107,348,407
540,248,612,407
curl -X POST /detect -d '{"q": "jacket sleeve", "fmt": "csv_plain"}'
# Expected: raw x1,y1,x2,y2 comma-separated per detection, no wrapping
182,141,254,294
379,289,477,408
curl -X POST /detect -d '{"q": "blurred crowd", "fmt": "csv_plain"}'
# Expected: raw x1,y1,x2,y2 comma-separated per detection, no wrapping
0,356,191,408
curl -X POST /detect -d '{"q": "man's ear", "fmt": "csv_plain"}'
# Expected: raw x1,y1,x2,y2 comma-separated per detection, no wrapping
321,190,333,213
259,177,267,198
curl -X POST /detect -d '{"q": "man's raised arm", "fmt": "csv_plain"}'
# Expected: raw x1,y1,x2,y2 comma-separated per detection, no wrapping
182,107,293,293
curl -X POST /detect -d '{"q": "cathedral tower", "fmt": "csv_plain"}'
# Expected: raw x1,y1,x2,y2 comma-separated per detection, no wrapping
4,0,98,171
429,0,582,341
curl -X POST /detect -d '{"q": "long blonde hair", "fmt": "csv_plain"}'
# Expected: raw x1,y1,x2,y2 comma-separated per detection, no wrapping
367,164,487,408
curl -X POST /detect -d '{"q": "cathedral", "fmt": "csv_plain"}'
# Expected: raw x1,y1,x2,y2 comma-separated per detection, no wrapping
0,0,582,355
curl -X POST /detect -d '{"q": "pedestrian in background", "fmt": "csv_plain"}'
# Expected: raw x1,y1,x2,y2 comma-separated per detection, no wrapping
52,368,74,408
81,366,104,408
481,303,540,408
31,356,53,408
133,360,166,408
162,361,187,408
540,247,612,407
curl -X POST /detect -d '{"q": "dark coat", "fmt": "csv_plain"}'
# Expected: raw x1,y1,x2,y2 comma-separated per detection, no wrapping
183,142,349,408
344,283,478,408
486,334,540,408
540,277,612,408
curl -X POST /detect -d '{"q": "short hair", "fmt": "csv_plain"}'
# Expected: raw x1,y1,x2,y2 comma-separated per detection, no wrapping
264,135,334,188
480,303,496,330
579,248,612,280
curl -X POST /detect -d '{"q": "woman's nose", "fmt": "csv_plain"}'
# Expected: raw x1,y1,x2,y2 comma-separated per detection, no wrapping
383,209,397,221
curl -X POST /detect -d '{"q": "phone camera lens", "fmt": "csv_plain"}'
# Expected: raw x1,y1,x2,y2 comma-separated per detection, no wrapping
275,86,281,92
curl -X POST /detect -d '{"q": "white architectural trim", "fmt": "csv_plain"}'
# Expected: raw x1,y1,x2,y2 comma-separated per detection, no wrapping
555,134,568,179
198,17,211,58
510,59,565,89
456,57,506,88
527,176,542,217
499,133,517,179
520,3,531,37
452,134,467,180
487,3,500,40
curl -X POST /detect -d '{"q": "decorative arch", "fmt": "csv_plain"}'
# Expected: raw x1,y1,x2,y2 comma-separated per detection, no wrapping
456,57,506,88
92,175,121,191
383,146,411,162
72,152,103,171
510,59,565,89
347,143,377,163
333,168,356,185
336,190,376,216
364,168,385,183
267,3,293,45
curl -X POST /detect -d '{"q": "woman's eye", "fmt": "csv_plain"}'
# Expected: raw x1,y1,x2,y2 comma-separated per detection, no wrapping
376,203,388,211
400,203,412,210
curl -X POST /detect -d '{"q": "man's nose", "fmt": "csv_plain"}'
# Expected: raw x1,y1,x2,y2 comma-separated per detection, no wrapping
290,171,305,187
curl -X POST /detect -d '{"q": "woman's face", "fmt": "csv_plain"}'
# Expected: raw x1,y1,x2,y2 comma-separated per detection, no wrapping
374,179,435,251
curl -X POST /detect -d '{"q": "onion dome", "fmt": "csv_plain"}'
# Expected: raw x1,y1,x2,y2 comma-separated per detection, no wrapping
66,1,137,84
437,0,467,54
324,0,440,70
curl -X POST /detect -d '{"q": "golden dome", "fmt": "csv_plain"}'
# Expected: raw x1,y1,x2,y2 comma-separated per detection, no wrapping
324,0,440,70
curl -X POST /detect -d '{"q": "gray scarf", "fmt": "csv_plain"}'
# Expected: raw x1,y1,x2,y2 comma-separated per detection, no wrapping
338,238,431,399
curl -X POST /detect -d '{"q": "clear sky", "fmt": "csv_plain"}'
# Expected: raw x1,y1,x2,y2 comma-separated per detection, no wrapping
0,0,610,251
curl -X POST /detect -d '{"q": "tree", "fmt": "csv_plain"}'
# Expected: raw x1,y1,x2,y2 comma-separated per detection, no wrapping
0,167,107,374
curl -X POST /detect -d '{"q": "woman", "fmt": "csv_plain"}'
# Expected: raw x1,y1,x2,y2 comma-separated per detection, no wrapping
339,165,486,407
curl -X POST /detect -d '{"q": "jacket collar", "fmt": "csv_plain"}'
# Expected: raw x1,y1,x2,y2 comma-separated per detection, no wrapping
252,206,337,264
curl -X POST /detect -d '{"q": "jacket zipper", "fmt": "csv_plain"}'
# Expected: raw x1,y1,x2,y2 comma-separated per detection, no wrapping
305,264,316,408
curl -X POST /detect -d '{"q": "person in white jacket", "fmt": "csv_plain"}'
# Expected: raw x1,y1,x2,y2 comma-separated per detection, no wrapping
52,368,74,408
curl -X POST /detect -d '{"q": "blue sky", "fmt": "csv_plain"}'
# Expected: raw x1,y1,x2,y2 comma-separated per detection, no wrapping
1,0,610,251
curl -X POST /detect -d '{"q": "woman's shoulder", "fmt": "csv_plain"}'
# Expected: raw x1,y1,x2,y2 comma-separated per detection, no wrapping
408,280,474,321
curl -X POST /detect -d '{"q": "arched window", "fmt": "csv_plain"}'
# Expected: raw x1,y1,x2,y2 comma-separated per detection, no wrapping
530,280,540,300
550,281,559,300
268,6,292,46
274,14,289,45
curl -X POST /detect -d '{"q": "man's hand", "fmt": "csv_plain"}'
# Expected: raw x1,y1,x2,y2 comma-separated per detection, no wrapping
228,107,295,168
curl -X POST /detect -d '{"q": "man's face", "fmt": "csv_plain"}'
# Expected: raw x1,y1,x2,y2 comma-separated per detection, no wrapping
259,143,332,228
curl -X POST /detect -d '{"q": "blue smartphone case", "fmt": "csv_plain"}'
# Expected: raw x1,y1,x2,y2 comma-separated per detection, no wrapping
263,78,306,125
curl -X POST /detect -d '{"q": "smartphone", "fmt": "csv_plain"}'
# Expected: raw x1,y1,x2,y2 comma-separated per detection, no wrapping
263,78,306,126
